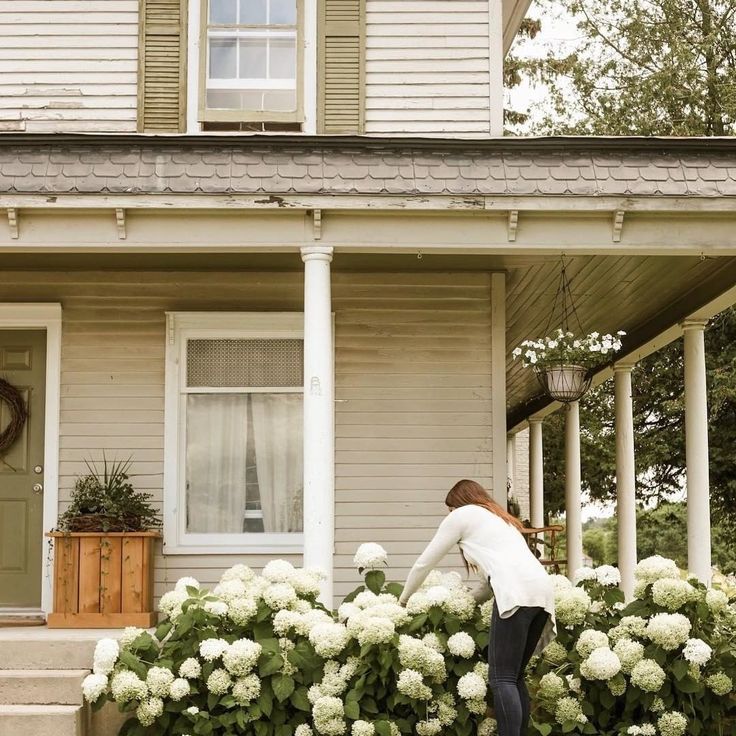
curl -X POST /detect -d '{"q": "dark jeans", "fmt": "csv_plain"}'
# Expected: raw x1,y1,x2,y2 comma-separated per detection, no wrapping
488,601,549,736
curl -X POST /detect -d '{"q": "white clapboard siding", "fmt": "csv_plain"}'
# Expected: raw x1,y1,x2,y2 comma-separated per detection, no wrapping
365,0,491,137
0,0,138,132
0,269,494,605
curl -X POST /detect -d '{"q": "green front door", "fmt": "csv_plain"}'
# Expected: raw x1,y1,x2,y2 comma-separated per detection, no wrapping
0,330,46,608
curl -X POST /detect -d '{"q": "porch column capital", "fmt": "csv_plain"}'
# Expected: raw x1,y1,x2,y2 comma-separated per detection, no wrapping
681,319,708,332
301,245,334,263
528,416,544,426
613,361,635,373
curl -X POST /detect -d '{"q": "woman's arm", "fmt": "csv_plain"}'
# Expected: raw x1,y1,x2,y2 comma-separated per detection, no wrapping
398,511,464,605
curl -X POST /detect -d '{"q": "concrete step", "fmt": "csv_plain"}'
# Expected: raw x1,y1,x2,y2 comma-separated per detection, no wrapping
0,669,89,705
0,628,121,669
0,704,83,736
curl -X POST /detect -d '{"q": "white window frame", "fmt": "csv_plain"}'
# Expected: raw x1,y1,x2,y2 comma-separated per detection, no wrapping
163,311,304,555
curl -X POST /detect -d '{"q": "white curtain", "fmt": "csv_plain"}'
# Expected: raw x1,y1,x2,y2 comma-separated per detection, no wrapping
186,394,248,533
251,394,303,532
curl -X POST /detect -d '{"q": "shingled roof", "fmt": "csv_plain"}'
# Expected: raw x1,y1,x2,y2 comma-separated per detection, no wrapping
1,134,735,198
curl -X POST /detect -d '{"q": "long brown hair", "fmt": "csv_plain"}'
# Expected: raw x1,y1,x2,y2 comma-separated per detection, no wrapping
446,479,524,575
446,479,524,532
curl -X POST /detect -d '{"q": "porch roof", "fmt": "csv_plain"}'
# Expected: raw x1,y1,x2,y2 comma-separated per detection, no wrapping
1,134,736,199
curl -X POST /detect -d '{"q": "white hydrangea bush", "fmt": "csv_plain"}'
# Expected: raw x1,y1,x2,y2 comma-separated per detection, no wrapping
82,547,496,736
528,556,736,735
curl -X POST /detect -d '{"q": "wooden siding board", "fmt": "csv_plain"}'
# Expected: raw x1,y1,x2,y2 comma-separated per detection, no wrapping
364,0,491,136
0,1,138,132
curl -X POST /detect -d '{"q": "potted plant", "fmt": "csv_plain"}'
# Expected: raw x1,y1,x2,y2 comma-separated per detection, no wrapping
512,329,626,402
47,455,161,628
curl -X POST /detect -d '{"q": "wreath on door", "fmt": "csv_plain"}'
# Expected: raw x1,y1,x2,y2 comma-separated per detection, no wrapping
0,377,28,457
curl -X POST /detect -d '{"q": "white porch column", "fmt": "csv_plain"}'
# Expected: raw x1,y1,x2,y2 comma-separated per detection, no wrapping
565,401,583,577
506,436,515,498
301,246,335,603
528,418,544,529
683,320,712,585
614,363,637,600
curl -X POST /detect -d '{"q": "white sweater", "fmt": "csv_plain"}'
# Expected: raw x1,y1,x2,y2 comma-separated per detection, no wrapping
399,504,556,649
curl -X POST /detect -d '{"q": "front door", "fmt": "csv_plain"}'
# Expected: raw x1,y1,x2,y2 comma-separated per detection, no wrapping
0,330,46,609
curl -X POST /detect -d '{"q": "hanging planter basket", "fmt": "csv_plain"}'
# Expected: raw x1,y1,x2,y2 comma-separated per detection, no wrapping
535,363,592,403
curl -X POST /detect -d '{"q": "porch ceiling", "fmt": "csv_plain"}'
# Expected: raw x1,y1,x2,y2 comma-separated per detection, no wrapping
505,254,736,426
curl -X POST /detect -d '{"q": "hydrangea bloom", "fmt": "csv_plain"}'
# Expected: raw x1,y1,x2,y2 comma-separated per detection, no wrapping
651,578,696,611
214,578,247,601
627,726,656,736
549,574,573,592
705,672,733,695
634,556,680,585
542,640,568,665
579,647,621,681
422,633,444,652
206,668,232,695
169,678,190,701
650,697,665,713
554,587,591,626
223,638,262,675
174,576,200,592
158,589,188,620
355,616,395,646
466,698,487,715
228,596,259,626
92,638,119,675
573,567,596,584
566,675,581,694
199,638,230,661
353,542,388,570
82,673,108,703
645,613,691,650
232,673,261,705
538,672,566,699
203,600,229,617
479,599,494,626
220,564,255,583
416,719,442,736
478,718,497,736
264,582,298,610
682,638,712,666
443,589,476,620
136,697,163,727
705,588,729,613
295,726,314,736
178,657,202,679
575,629,609,658
595,565,621,586
119,626,145,650
290,568,324,596
262,559,295,583
312,695,346,736
433,692,458,726
656,712,688,736
425,586,451,606
554,696,587,725
352,721,375,736
457,671,487,700
446,632,475,658
613,638,644,674
146,666,175,697
309,622,351,658
398,635,446,680
397,669,433,700
630,659,666,692
110,670,148,703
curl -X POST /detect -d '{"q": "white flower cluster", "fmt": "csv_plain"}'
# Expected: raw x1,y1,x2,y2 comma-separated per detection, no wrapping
627,726,656,736
554,587,591,626
309,622,351,658
92,638,119,675
312,695,347,736
554,696,587,726
651,578,696,611
579,647,622,681
456,671,487,701
353,542,388,570
397,669,433,700
512,329,625,367
575,629,609,658
630,659,666,692
398,635,447,682
682,637,712,666
538,672,566,699
446,632,476,659
612,638,644,674
634,556,681,586
656,711,688,736
705,672,733,695
645,613,691,650
404,571,476,621
705,588,729,613
222,638,262,675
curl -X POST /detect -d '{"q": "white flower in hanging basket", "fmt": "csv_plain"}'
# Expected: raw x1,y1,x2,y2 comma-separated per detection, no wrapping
512,329,625,402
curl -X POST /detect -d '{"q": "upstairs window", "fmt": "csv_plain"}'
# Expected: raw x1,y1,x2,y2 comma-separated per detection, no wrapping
201,0,302,126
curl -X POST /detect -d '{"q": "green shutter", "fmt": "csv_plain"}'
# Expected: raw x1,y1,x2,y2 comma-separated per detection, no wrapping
138,0,187,132
319,0,365,134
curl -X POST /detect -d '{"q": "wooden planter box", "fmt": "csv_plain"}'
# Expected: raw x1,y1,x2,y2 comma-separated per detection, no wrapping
46,531,159,628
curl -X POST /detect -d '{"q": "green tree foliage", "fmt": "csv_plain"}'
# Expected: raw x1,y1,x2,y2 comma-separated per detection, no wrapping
509,1,736,567
508,0,736,135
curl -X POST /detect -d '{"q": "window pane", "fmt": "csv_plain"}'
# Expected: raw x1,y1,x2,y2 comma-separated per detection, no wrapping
206,89,243,109
185,393,303,534
209,38,237,79
187,338,303,387
240,0,267,24
263,89,297,111
210,0,237,24
269,0,296,24
269,37,296,79
239,38,268,78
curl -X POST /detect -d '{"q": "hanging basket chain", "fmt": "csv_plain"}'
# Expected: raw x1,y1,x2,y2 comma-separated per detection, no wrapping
543,254,586,339
0,376,28,460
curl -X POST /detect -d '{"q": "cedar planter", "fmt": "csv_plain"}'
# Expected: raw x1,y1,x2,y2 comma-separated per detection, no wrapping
46,531,159,628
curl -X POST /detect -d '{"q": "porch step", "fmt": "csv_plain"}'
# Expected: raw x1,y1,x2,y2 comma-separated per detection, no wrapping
0,704,83,736
0,628,120,669
0,669,89,705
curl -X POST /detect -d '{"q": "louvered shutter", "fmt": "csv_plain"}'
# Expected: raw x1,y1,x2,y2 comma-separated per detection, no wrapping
138,0,187,132
319,0,365,133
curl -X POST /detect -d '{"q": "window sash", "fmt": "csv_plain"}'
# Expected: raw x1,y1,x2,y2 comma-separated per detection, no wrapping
199,0,304,123
163,312,305,554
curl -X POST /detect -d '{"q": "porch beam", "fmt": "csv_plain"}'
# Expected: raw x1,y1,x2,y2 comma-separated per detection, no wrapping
614,363,637,599
528,417,544,528
301,245,335,603
683,320,712,585
565,401,583,577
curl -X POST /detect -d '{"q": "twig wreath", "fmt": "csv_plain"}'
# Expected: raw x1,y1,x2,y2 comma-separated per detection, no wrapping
0,377,27,457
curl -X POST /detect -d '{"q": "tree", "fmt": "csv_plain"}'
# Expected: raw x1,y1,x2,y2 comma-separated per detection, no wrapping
509,0,736,563
507,0,736,135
